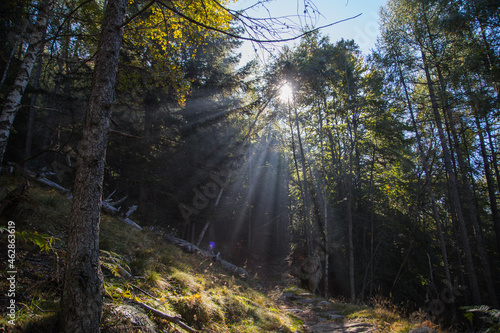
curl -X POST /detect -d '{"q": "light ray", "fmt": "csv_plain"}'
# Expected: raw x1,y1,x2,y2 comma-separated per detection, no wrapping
279,83,294,104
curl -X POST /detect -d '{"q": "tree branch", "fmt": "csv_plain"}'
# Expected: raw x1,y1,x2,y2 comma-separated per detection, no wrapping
120,0,157,28
129,299,197,333
156,0,362,44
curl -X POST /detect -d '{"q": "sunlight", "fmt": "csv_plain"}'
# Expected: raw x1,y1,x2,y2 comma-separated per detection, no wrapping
279,83,294,104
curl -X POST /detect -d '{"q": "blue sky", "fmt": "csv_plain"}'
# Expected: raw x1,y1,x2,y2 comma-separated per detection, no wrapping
230,0,388,63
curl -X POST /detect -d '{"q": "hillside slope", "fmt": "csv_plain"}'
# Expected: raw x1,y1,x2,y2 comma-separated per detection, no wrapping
0,175,450,332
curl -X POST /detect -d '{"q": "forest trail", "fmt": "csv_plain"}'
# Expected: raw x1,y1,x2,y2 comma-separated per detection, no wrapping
278,292,376,332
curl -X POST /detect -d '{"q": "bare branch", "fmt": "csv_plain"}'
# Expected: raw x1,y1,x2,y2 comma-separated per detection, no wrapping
156,0,361,44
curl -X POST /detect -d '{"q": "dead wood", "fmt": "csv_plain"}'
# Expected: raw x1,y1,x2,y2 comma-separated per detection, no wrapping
129,299,197,333
164,234,248,279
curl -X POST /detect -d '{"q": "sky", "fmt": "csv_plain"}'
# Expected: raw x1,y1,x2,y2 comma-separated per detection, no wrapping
229,0,388,64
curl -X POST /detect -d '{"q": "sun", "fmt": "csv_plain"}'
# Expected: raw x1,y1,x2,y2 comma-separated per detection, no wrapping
278,83,293,103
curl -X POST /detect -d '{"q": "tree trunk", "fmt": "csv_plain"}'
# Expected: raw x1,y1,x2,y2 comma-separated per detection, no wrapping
347,140,355,303
484,117,500,196
24,57,44,162
420,49,482,305
293,103,313,255
319,97,329,299
0,0,52,169
288,104,312,255
59,0,126,332
422,6,497,304
0,20,29,90
474,112,500,255
397,58,454,302
441,97,498,307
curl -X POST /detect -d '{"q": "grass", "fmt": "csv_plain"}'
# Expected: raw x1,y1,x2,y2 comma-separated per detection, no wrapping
0,175,303,332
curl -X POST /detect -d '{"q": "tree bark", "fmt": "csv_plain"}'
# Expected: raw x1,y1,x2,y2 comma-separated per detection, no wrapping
24,57,44,162
294,104,314,255
0,19,29,91
0,0,52,170
397,58,454,303
59,0,126,332
474,111,500,257
288,103,312,255
420,49,481,305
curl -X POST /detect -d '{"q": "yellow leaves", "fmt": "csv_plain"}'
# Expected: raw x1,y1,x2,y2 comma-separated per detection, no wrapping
121,0,234,105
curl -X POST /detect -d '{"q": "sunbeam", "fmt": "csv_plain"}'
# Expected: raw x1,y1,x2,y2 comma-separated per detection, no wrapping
278,82,294,104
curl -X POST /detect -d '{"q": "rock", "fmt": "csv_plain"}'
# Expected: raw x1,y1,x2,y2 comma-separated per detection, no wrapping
309,321,375,332
104,304,157,332
323,311,343,320
409,327,437,333
316,300,332,307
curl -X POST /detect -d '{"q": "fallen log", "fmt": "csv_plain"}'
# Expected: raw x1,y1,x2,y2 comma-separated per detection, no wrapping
118,216,142,231
164,234,248,279
23,168,70,193
129,299,197,333
15,164,142,230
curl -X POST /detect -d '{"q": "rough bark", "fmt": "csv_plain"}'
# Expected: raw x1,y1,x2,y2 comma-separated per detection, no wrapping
59,0,126,332
0,0,52,170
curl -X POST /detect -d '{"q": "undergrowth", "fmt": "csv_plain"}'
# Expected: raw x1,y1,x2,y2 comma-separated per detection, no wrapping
0,175,470,332
0,175,302,332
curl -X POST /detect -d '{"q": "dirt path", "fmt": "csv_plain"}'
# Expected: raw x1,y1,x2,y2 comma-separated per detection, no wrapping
279,292,377,333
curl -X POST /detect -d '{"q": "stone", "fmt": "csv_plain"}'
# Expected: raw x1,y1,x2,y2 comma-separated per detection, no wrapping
409,327,437,333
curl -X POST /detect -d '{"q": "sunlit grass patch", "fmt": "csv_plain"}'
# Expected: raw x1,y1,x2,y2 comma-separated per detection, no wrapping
170,268,205,294
172,292,225,329
341,299,414,333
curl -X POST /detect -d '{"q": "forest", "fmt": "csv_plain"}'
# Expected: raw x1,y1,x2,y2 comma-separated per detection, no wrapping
0,0,499,332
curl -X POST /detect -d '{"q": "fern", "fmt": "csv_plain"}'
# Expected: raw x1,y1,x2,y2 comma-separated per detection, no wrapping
16,231,61,253
461,305,500,332
100,250,132,279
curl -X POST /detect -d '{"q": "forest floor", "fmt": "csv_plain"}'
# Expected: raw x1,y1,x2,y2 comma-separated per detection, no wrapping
0,174,442,332
277,291,377,332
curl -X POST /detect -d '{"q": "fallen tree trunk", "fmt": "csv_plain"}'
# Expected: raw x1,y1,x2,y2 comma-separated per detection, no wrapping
102,200,142,230
23,168,70,193
129,299,197,333
15,164,142,230
164,234,248,279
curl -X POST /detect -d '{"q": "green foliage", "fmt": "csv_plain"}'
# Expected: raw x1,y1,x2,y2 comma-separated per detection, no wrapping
462,305,500,331
100,250,132,279
3,229,61,254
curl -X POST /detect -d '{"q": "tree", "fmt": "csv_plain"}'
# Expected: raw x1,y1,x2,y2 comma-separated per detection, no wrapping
59,0,127,331
58,0,335,330
0,0,52,170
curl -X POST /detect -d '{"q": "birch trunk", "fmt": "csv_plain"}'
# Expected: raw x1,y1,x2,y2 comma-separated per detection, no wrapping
59,0,126,332
0,0,52,169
